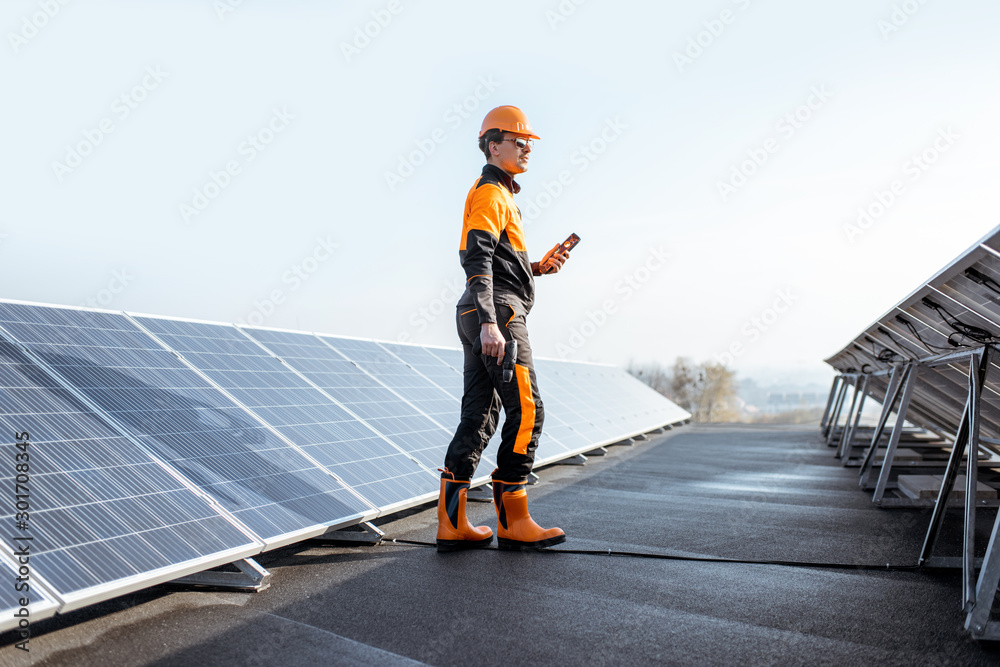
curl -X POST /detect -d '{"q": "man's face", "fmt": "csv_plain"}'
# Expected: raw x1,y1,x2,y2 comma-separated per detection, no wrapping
491,132,533,175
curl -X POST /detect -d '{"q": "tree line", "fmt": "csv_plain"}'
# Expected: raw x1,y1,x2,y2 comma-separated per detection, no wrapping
627,357,739,423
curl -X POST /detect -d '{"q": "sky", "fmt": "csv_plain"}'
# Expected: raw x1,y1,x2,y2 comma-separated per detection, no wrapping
3,0,999,389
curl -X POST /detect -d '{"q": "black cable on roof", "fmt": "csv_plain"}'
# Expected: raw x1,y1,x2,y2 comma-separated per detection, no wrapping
386,538,922,572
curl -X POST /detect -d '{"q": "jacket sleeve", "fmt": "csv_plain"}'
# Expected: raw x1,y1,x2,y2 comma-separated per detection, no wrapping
460,188,504,324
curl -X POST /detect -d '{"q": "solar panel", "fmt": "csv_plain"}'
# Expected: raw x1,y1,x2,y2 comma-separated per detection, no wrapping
0,302,365,549
0,323,258,611
132,316,434,511
824,224,1000,639
237,327,443,495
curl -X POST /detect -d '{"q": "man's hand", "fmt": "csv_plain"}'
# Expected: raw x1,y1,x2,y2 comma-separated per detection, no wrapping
535,243,570,275
542,250,569,274
480,322,506,365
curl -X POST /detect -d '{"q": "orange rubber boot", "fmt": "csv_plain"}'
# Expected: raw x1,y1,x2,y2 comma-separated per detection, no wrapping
437,470,493,552
492,476,566,550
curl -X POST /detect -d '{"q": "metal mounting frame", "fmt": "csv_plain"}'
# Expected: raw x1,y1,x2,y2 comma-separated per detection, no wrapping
824,376,852,445
310,521,385,547
170,558,271,592
837,373,870,463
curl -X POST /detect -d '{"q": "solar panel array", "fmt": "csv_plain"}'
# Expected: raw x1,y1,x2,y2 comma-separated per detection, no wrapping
0,298,689,633
823,224,1000,640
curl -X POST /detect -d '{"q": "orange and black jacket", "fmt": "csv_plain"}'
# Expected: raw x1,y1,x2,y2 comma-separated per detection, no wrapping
457,164,535,324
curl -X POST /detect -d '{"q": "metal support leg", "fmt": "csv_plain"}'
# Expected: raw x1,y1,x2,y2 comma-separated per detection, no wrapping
839,374,869,462
170,558,271,592
466,485,493,502
820,375,842,430
825,378,850,444
964,348,990,609
557,454,588,466
919,349,990,568
873,366,918,503
966,499,1000,637
858,365,904,486
311,521,385,546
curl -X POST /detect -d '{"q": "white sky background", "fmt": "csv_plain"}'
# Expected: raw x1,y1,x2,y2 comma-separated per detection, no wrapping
2,0,999,388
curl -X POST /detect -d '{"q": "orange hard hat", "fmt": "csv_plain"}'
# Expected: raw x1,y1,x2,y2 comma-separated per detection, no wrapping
479,105,540,140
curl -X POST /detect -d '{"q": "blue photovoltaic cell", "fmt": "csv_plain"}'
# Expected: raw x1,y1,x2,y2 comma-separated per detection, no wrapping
239,328,443,492
0,332,256,602
0,303,363,545
135,317,434,510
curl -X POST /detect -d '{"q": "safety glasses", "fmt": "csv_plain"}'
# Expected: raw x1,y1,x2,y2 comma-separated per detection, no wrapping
502,137,534,150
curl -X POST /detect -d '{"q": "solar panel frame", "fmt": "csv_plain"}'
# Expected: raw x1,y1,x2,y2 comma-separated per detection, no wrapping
822,226,1000,639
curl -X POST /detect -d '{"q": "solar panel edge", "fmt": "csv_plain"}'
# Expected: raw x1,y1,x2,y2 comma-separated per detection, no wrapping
49,541,260,614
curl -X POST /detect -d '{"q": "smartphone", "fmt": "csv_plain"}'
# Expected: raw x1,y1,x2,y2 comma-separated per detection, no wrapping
559,233,581,253
541,233,581,274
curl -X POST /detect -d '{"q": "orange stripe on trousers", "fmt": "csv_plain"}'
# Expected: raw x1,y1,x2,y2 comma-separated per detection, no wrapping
513,364,535,455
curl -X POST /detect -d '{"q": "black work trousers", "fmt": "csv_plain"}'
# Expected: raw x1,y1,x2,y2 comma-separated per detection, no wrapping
443,301,544,483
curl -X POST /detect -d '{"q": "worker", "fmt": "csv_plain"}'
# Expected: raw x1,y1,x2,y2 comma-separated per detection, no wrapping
436,105,570,552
